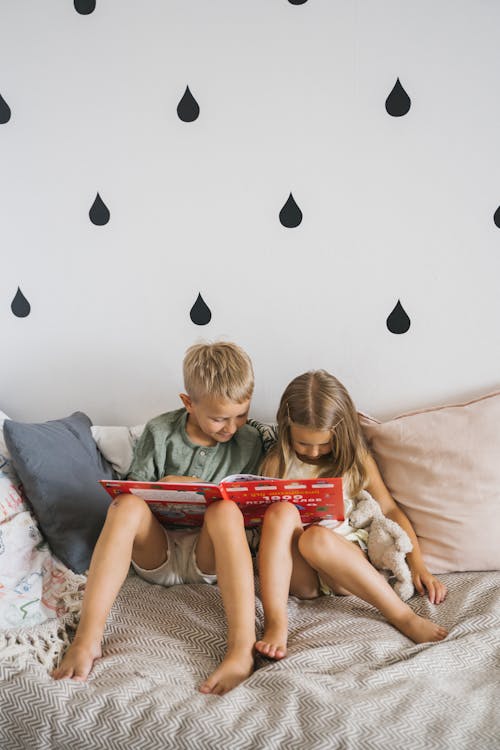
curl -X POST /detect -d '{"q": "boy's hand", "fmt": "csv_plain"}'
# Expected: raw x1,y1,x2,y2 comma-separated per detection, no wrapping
158,475,201,483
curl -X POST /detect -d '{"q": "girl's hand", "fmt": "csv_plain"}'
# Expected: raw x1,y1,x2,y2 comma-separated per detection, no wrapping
411,567,447,604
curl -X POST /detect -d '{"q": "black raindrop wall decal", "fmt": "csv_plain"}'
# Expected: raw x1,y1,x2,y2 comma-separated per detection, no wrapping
11,287,31,318
288,0,309,4
89,193,110,225
74,0,96,14
494,206,500,228
385,79,411,117
386,300,411,334
0,93,11,124
190,293,212,325
177,87,200,122
279,193,303,228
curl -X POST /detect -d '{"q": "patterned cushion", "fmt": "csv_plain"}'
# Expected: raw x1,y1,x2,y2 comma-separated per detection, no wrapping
247,418,277,454
0,409,28,522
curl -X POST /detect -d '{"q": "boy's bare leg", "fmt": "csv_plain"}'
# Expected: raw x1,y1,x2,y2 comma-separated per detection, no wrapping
299,526,448,643
256,503,319,660
195,501,257,696
52,494,168,681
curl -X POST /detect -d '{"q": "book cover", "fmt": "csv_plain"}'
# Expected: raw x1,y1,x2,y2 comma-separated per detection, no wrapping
100,475,344,529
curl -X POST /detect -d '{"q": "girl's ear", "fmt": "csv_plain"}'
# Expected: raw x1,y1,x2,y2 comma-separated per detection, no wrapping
179,393,193,412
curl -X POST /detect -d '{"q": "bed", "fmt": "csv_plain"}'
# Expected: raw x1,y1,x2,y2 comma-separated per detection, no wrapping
1,394,499,750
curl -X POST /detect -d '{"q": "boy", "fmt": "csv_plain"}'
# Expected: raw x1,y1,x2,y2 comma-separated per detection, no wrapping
53,341,264,695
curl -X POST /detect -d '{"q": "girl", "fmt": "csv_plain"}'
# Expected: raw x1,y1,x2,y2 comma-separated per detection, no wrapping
255,370,448,660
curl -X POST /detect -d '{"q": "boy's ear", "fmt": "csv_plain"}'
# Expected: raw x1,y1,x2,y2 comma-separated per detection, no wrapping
179,393,193,412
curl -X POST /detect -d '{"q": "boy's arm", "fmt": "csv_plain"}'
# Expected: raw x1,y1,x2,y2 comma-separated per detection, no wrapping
126,425,159,481
127,414,202,484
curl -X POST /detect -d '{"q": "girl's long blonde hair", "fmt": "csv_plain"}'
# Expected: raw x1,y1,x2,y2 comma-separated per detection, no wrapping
261,370,368,495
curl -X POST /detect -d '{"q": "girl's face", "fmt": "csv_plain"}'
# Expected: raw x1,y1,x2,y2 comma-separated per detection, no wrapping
289,423,332,464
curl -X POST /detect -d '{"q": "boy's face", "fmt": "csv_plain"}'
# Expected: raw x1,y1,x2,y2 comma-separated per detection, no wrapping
180,394,251,446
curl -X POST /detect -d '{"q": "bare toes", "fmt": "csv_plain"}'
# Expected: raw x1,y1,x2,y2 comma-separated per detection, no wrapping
255,640,286,660
199,680,215,694
199,653,254,695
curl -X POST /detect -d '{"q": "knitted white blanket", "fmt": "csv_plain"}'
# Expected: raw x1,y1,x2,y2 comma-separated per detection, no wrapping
0,508,85,668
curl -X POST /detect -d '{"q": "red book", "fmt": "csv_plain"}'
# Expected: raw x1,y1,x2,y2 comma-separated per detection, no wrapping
100,474,344,529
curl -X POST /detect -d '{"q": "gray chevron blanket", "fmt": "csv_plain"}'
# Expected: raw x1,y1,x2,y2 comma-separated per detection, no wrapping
1,569,499,750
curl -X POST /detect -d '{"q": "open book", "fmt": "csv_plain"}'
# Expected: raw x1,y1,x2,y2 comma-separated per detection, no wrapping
100,474,344,529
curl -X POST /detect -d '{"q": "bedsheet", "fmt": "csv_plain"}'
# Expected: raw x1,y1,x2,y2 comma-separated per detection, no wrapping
1,569,499,750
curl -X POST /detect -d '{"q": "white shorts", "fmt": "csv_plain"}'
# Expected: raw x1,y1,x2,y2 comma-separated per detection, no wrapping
131,528,217,587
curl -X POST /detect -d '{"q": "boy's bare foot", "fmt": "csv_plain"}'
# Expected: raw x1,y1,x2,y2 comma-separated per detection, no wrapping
392,611,448,643
254,623,288,660
199,649,254,696
51,639,102,682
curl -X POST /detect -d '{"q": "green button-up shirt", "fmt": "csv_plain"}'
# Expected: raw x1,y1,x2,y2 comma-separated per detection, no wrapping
127,408,264,483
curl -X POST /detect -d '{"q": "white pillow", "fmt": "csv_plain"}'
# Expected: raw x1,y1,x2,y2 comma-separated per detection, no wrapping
91,424,145,477
0,409,12,458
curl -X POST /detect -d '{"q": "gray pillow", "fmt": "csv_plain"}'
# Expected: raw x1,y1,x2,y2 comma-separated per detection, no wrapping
4,411,114,573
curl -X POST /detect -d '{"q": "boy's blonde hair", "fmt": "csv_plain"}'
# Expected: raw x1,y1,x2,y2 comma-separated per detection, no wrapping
261,370,368,495
183,341,254,403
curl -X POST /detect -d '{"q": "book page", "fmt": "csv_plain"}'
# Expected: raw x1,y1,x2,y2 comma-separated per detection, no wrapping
221,474,273,483
128,488,206,504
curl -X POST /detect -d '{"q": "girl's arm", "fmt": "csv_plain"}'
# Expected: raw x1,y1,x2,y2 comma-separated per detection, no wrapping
363,453,447,604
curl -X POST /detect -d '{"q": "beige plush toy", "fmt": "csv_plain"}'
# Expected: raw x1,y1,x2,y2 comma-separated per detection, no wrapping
349,490,414,601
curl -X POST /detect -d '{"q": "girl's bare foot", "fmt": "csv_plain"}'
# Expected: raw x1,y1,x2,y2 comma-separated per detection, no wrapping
51,639,102,682
199,648,254,696
254,621,288,660
392,611,448,643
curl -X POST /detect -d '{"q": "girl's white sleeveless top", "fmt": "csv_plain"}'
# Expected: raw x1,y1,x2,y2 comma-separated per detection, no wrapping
287,456,368,550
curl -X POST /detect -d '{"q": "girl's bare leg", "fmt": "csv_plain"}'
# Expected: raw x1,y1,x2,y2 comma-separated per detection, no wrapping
52,494,168,681
299,526,448,643
195,501,257,696
256,503,319,660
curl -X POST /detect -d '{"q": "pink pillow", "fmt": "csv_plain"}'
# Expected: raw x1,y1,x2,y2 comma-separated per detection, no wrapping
359,391,500,574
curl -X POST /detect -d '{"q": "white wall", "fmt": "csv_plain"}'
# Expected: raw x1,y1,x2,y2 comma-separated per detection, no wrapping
1,0,499,425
